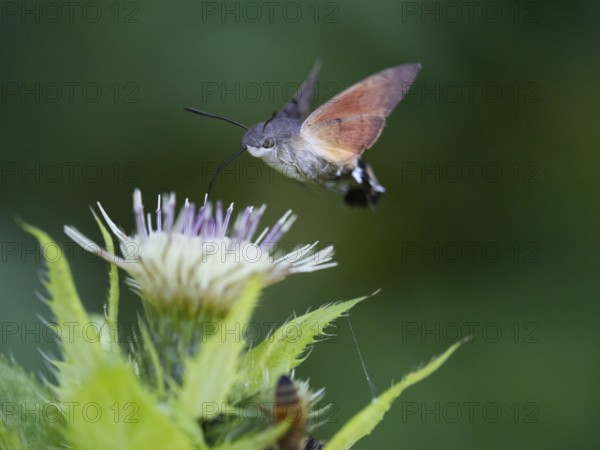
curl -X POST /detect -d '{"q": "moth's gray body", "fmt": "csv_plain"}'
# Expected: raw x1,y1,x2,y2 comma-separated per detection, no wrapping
243,117,344,183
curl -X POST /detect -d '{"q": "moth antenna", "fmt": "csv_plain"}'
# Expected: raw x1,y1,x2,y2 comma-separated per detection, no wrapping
184,107,249,130
207,146,247,199
346,315,377,399
262,111,277,132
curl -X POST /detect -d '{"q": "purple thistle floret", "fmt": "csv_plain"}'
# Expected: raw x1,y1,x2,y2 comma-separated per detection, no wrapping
64,189,336,314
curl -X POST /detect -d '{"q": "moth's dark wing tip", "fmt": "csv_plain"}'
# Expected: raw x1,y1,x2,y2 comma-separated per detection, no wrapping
277,61,323,120
344,187,382,208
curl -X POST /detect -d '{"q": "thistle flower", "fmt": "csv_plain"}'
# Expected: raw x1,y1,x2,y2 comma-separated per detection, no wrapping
64,189,336,316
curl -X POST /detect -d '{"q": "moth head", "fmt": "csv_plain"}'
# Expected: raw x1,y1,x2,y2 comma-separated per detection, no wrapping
242,122,278,157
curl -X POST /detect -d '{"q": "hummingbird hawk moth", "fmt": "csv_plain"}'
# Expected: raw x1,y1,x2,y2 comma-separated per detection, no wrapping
186,62,421,207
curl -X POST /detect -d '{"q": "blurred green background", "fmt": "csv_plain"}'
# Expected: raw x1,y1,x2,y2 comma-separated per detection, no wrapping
1,0,598,448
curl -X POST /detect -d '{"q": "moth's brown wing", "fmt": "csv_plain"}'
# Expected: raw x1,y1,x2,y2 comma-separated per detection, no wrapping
304,116,386,164
277,61,322,121
300,63,421,164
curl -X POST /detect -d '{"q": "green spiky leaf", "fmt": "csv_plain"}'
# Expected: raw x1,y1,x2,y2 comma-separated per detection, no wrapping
64,359,195,450
93,210,120,351
137,320,166,398
21,224,103,364
241,296,366,397
0,357,63,450
174,277,263,421
325,339,467,450
211,423,288,450
0,423,28,450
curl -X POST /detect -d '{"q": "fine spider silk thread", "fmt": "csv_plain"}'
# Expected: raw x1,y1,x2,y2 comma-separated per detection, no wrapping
346,315,377,400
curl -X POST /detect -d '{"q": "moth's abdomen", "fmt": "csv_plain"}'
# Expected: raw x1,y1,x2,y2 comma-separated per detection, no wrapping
344,185,383,207
343,158,384,208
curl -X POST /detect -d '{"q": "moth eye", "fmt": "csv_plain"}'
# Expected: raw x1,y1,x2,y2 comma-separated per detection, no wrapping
262,138,275,149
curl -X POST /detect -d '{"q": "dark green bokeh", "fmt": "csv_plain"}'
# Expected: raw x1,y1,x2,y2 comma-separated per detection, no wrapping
1,0,598,448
